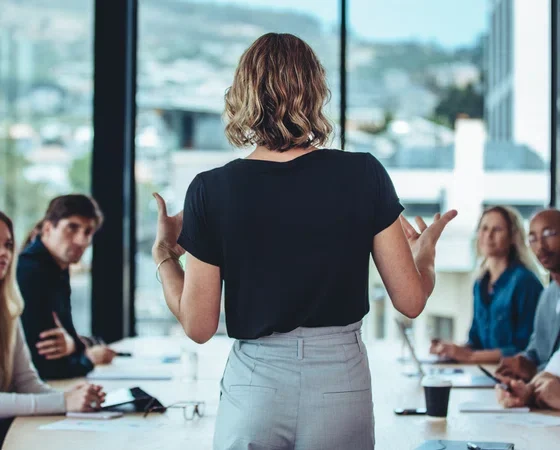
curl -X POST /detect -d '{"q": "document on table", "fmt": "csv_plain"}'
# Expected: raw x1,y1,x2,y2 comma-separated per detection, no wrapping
490,413,560,428
86,368,173,380
39,418,168,432
459,401,530,413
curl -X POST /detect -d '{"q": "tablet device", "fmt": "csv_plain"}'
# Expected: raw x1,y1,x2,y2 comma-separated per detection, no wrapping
101,387,164,413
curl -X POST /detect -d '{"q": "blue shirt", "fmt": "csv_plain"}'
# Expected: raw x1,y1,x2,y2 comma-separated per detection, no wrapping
468,263,543,357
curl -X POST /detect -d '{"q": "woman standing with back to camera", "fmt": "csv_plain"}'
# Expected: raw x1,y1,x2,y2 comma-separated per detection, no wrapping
152,33,457,450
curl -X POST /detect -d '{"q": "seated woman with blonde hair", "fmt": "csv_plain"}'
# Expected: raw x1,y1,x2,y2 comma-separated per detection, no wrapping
0,211,105,443
431,206,543,363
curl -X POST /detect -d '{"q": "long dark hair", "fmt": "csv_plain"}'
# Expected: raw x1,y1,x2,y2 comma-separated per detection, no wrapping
21,195,104,251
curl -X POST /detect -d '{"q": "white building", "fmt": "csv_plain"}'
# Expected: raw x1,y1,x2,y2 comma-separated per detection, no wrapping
485,0,551,160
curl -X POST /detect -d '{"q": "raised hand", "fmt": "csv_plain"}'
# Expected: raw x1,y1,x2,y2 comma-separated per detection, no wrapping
36,312,76,360
399,210,458,262
152,193,186,263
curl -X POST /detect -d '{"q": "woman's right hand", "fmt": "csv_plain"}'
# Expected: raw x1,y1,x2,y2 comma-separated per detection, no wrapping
399,210,458,266
64,383,106,412
152,193,186,264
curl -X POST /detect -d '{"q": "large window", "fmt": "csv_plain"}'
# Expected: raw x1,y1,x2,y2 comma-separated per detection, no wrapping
135,0,340,335
347,0,550,344
0,1,94,334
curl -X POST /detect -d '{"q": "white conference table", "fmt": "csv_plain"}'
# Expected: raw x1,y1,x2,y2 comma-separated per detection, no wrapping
4,336,560,450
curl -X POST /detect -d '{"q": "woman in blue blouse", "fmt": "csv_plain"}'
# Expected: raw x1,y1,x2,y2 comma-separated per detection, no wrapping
431,206,543,363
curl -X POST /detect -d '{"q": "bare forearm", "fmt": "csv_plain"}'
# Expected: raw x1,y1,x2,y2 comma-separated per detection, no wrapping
467,349,502,364
158,258,184,318
418,264,435,299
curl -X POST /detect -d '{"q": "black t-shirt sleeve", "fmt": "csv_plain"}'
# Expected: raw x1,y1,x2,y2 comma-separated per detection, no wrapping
365,154,404,235
177,174,221,266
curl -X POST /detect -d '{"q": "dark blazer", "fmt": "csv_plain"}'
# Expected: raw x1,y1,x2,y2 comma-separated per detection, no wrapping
17,238,93,379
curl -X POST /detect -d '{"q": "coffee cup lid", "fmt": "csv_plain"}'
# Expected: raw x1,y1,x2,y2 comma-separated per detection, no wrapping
421,376,452,388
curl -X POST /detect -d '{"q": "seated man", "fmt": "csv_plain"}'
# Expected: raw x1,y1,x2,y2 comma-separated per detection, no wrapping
496,209,560,382
497,349,560,410
18,195,115,379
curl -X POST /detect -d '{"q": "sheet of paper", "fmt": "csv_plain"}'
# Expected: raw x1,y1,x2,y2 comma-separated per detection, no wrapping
86,368,173,380
39,418,168,432
459,401,530,413
490,413,560,427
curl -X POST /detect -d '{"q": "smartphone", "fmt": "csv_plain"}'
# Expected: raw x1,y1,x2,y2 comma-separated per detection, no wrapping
478,365,513,393
394,408,427,415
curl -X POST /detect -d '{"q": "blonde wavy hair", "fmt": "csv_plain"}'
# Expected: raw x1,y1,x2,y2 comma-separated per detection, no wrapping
224,33,333,152
0,211,24,391
474,206,541,279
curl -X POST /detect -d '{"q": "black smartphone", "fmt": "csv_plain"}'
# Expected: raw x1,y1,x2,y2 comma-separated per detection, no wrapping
394,408,427,415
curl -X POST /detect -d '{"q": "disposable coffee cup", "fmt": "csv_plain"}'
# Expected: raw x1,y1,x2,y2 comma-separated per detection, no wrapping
422,376,452,418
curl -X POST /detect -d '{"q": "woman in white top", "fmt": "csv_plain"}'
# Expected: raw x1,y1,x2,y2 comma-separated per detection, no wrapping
0,211,105,441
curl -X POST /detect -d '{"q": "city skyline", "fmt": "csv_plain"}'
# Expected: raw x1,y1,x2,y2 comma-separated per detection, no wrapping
197,0,487,48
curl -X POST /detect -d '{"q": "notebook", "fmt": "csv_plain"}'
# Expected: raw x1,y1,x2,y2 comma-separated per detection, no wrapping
459,401,530,413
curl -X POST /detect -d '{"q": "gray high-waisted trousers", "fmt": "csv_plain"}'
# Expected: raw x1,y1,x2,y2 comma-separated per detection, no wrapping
213,321,374,450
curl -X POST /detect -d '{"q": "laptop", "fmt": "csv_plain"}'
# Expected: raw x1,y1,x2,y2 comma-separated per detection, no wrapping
395,319,495,389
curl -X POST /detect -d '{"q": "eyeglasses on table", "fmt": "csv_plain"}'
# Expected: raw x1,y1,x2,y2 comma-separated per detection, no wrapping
143,397,205,421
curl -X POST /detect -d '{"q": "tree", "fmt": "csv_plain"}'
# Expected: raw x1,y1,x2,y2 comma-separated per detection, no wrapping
431,82,483,129
358,110,395,135
0,136,53,243
68,152,91,194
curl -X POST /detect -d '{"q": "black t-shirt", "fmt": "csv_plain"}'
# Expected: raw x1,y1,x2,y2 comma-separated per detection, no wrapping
178,149,404,339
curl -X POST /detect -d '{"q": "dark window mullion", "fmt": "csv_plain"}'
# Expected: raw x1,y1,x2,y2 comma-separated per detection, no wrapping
91,0,138,341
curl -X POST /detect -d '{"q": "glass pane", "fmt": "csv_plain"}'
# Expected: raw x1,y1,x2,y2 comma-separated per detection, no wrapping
0,1,94,334
557,0,560,206
348,0,550,344
136,1,340,336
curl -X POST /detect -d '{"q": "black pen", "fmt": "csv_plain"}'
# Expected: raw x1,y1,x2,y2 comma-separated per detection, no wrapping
115,351,132,357
478,365,513,393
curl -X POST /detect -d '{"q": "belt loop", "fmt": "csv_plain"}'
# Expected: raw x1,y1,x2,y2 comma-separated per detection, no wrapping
355,330,364,354
297,338,304,360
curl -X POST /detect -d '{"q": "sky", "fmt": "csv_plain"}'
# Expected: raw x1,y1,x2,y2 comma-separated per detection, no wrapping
200,0,488,49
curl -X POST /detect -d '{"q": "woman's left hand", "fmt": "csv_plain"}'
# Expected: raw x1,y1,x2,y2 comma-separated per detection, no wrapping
432,342,473,363
152,193,186,263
